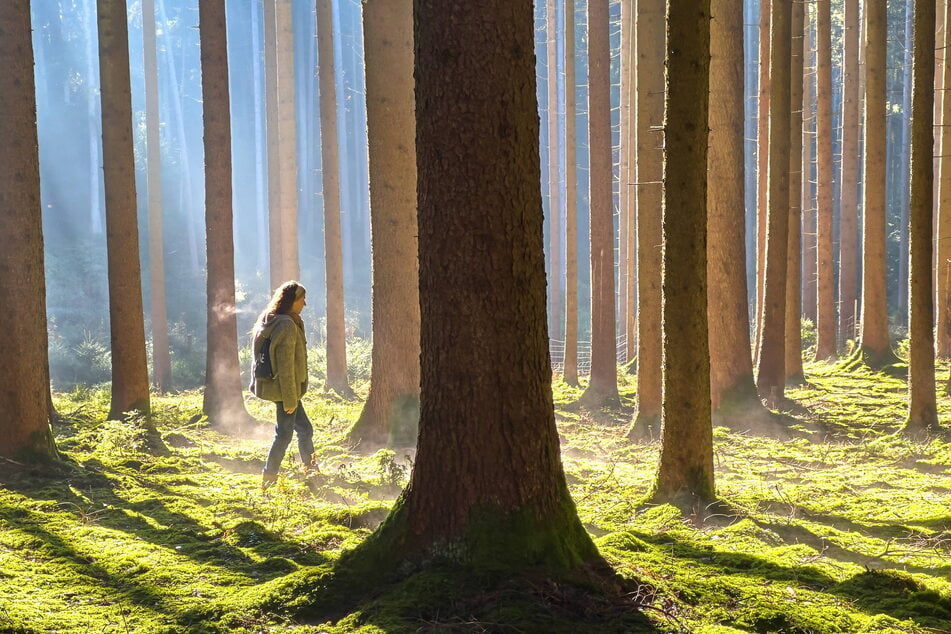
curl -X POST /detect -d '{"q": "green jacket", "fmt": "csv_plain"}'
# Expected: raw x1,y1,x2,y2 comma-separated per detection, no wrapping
250,314,308,410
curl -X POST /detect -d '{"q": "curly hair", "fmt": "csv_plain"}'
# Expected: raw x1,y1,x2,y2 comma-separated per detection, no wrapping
255,280,306,330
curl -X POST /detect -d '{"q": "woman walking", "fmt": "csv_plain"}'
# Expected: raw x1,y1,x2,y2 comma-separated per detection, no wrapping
251,280,316,489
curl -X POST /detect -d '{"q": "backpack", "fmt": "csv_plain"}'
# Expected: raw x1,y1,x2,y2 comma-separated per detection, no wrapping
253,322,279,380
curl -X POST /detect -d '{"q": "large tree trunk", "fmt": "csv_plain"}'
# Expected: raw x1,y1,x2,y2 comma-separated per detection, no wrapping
839,0,860,349
708,0,760,415
755,0,791,403
856,0,895,367
99,0,152,420
905,0,940,435
360,0,604,575
814,0,836,359
580,0,619,407
631,0,664,429
652,0,714,505
0,0,57,460
547,0,563,345
937,0,951,359
317,0,351,397
143,0,172,394
563,0,580,387
200,0,255,430
348,0,420,450
785,0,805,384
754,0,771,358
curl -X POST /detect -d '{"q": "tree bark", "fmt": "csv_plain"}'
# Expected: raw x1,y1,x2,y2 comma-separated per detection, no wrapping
652,0,714,505
348,0,421,450
905,0,940,435
755,0,791,403
199,0,255,431
631,0,664,428
814,0,836,359
708,0,760,414
754,0,771,358
547,0,563,345
856,0,896,367
563,0,580,386
317,0,351,397
360,0,604,574
937,0,951,359
801,14,818,327
99,0,152,420
785,0,805,384
617,0,631,360
0,0,57,460
580,0,619,407
839,0,860,348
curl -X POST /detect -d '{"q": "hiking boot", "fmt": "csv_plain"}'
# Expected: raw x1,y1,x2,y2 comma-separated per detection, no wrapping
262,472,279,491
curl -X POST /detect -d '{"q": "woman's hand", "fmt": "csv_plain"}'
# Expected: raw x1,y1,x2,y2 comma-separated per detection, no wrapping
284,405,297,414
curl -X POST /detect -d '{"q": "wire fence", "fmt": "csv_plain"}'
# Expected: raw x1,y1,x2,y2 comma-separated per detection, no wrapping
550,335,629,375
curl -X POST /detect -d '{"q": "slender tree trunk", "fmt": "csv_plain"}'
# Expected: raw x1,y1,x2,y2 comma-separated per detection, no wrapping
0,0,57,460
84,0,103,236
708,0,760,415
856,0,895,367
563,0,580,386
348,0,420,450
839,0,860,349
802,16,818,327
264,0,283,287
580,0,619,407
251,2,269,274
276,0,299,282
785,0,805,384
617,0,631,357
937,0,951,359
317,0,351,397
143,0,172,393
548,0,563,345
631,0,664,429
359,0,606,575
905,0,940,435
200,0,255,430
652,0,714,505
897,0,914,325
814,0,836,359
99,0,152,420
755,0,771,357
755,0,791,403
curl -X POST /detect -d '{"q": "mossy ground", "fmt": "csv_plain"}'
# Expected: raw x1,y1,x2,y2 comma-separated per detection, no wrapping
2,360,950,632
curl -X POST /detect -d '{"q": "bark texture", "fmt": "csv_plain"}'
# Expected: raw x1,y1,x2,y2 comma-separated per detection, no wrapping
617,0,631,358
755,0,771,355
708,0,759,413
839,0,860,348
563,0,579,386
652,0,714,505
814,0,836,359
755,0,791,402
364,0,601,571
200,0,254,429
349,0,421,450
632,0,664,427
143,0,172,393
0,0,57,460
317,0,351,396
547,0,563,344
937,0,951,359
99,0,152,420
580,0,619,406
905,0,940,435
785,0,805,384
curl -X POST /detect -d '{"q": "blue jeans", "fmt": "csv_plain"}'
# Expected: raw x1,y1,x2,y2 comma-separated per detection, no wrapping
263,402,315,475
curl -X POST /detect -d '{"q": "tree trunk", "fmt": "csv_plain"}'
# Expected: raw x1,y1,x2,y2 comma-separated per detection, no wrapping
839,0,860,349
936,0,951,359
897,0,914,326
143,0,172,393
0,0,57,460
856,0,895,367
801,15,818,327
814,0,836,359
905,0,940,435
631,0,664,429
652,0,714,505
348,0,420,450
200,0,255,430
360,0,604,575
754,0,771,358
547,0,563,345
708,0,760,415
317,0,351,397
580,0,619,407
264,0,283,287
785,0,805,384
755,0,791,403
99,0,152,420
563,0,580,387
617,0,631,359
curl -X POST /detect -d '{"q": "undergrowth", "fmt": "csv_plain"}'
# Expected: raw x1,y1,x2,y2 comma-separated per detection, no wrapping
0,361,949,632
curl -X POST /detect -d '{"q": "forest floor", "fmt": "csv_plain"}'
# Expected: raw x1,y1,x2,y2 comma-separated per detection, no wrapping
1,360,950,632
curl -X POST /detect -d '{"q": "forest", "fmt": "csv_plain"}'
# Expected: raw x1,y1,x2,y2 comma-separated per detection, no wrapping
1,0,951,631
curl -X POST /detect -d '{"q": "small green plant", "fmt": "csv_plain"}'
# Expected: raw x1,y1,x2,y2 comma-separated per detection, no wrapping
96,413,148,458
375,449,408,488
